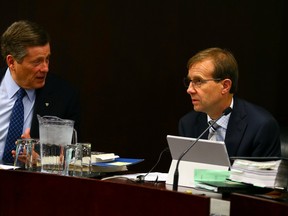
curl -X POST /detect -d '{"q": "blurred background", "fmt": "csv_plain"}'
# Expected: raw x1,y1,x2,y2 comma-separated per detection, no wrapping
0,0,287,173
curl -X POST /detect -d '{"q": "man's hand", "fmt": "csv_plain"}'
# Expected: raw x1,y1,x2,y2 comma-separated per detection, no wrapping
21,128,31,139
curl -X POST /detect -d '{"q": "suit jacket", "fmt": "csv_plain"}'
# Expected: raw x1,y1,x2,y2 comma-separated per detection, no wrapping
0,67,81,140
178,97,281,157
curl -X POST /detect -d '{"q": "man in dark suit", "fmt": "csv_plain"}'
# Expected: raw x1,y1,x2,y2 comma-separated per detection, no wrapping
179,47,281,157
0,20,81,164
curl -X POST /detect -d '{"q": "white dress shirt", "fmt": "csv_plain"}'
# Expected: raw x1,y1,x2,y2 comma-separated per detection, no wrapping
207,99,234,141
0,68,35,160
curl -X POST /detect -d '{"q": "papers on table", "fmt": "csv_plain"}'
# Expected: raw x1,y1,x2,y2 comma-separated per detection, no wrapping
91,153,119,163
0,164,19,170
90,152,144,173
228,159,288,189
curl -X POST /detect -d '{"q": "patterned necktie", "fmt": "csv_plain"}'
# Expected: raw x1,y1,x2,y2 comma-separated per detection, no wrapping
3,88,26,164
208,120,220,141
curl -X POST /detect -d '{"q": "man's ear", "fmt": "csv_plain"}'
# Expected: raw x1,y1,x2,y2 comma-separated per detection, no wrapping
221,79,232,94
6,55,15,70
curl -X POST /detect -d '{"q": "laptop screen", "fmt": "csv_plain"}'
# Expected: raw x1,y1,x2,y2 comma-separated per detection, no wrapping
167,135,231,168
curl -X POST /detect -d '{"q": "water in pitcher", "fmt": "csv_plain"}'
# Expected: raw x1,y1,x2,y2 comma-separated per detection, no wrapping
38,115,75,175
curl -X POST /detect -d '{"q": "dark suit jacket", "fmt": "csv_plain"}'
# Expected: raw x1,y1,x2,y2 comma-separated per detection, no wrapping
178,97,281,157
0,67,81,140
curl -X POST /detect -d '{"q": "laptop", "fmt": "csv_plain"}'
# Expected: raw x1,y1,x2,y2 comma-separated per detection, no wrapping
165,135,231,188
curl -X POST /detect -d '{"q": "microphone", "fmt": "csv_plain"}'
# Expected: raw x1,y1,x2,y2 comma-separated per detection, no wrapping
172,107,232,191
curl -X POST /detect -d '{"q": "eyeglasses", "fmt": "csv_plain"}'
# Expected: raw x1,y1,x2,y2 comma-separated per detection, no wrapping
183,77,222,88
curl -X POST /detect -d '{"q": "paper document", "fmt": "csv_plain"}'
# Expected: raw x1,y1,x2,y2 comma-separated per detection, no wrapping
91,153,119,163
0,164,19,170
229,159,288,189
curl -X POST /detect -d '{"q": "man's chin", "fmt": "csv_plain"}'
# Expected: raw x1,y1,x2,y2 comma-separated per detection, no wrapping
193,106,202,112
34,81,45,89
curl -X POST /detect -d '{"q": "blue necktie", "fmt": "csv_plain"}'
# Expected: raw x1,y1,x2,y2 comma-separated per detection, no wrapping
3,88,26,164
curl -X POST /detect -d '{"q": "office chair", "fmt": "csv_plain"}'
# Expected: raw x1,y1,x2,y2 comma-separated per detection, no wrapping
280,126,288,158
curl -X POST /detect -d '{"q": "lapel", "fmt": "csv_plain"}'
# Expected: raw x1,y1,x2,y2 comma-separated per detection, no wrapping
225,98,247,156
196,113,210,139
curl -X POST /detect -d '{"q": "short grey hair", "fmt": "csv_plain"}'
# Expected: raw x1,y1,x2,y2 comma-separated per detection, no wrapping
1,20,50,63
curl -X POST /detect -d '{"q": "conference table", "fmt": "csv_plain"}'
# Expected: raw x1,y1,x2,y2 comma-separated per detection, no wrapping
1,169,288,216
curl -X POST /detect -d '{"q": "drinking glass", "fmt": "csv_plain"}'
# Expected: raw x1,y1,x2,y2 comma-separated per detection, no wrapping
72,143,92,177
14,138,40,171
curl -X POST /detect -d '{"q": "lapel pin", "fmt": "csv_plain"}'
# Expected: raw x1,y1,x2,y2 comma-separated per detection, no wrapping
45,103,49,107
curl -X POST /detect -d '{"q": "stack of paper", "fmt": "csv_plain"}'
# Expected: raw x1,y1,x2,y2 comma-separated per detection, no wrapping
228,159,288,189
90,153,144,173
194,169,263,194
91,153,119,163
88,153,124,172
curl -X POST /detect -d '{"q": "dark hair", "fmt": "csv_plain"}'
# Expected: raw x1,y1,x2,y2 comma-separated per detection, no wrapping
1,20,50,63
187,47,238,93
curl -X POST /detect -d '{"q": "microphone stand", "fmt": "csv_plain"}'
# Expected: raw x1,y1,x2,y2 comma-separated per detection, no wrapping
172,107,232,191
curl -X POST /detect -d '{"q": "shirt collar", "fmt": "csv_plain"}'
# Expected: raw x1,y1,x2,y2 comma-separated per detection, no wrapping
207,98,234,130
4,68,35,101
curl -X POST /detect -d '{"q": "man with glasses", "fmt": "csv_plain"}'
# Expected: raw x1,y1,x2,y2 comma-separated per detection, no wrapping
179,47,281,157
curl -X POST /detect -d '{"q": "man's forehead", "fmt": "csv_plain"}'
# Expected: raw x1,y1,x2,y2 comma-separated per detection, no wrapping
189,59,214,75
25,44,50,58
